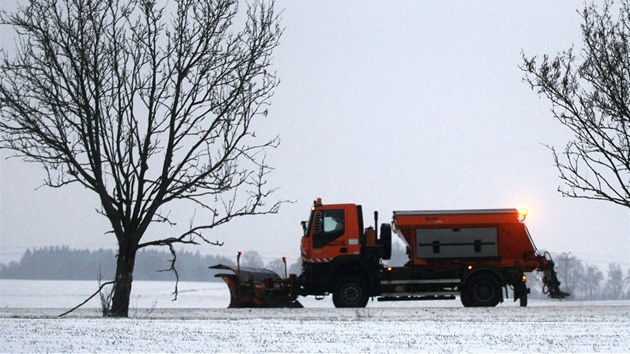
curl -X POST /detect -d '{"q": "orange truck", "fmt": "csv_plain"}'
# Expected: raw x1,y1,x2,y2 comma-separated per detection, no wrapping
212,198,569,308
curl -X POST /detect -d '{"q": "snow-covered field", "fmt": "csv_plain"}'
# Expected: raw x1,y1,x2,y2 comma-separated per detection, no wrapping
1,280,629,352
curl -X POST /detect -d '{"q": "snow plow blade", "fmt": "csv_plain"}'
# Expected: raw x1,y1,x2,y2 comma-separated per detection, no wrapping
210,264,302,308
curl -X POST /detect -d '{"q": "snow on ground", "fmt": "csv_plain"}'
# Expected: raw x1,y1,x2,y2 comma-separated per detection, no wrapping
1,280,629,352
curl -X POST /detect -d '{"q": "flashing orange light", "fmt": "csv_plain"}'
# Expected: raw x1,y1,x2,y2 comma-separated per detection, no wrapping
522,275,528,282
518,208,529,220
467,265,473,270
387,266,393,271
316,197,322,204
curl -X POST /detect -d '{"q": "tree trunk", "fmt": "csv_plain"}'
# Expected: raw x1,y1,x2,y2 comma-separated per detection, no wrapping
109,244,137,317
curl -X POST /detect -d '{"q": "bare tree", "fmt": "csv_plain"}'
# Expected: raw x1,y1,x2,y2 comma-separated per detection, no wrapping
553,253,580,297
265,258,286,276
241,250,264,268
583,264,604,300
603,263,625,299
521,0,630,208
0,0,283,317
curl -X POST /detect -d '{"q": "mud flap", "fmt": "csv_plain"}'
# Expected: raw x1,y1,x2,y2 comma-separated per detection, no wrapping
210,264,303,308
512,280,530,307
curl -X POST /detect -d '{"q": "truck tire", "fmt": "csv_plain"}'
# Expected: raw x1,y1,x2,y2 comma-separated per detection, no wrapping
379,223,392,260
461,273,502,307
332,276,369,308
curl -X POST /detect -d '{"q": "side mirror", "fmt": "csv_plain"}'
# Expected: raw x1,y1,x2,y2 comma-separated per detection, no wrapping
301,221,307,235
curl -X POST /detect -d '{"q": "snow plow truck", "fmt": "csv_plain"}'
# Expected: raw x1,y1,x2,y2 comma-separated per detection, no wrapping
211,198,569,308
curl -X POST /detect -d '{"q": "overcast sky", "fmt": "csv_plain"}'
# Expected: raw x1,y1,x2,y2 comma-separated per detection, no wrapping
1,1,628,270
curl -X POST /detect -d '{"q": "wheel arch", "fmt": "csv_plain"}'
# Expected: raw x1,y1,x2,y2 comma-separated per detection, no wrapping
463,268,506,288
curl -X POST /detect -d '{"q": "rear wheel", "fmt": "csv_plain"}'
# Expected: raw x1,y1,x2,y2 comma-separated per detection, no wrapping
332,277,369,308
461,273,502,307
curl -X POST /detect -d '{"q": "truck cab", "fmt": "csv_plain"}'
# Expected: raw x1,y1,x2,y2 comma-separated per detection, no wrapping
300,200,363,263
299,199,386,307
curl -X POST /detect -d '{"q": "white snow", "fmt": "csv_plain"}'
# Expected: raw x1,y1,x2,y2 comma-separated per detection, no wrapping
1,280,629,352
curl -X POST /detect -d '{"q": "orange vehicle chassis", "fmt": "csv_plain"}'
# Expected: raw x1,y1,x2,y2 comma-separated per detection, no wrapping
213,199,568,308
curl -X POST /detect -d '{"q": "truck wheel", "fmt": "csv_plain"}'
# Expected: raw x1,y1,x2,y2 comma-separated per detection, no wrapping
332,277,369,308
460,292,472,307
462,273,502,307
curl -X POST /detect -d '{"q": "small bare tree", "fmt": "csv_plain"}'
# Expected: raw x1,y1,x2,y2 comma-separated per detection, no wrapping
522,0,629,208
0,0,283,317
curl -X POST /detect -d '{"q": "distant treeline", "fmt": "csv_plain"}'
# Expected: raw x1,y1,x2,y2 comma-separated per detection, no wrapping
0,246,236,282
2,246,629,301
527,253,630,301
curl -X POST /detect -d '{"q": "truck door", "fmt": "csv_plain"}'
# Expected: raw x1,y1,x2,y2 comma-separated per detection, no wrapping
313,209,345,248
302,205,361,264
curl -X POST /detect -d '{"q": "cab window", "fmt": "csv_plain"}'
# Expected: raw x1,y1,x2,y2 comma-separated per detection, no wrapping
313,209,345,248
